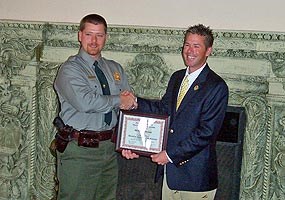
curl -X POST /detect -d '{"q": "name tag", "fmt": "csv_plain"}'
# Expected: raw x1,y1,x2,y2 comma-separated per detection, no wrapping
88,75,96,79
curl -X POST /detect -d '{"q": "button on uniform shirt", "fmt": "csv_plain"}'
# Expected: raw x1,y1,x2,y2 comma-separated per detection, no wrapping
54,48,131,131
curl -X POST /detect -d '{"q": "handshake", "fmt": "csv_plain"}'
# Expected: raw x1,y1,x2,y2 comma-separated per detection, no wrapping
119,90,138,110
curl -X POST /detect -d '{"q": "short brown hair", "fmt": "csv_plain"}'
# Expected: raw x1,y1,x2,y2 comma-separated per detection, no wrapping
79,14,107,33
184,24,214,48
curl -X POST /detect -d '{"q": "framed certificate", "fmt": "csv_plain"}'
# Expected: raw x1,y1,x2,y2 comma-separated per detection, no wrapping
116,110,170,157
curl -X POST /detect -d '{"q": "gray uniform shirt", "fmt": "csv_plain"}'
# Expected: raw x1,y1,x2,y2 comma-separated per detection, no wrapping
54,48,131,131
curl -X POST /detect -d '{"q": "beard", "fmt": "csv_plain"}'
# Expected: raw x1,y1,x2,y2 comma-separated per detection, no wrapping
86,46,101,57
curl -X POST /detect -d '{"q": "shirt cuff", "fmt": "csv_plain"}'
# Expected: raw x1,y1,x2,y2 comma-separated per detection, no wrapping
165,152,173,163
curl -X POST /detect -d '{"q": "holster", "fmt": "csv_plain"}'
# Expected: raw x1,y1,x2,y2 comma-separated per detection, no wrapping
53,116,117,153
55,131,70,153
53,116,75,153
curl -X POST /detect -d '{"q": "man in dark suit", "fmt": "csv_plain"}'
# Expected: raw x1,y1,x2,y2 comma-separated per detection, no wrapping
122,24,229,200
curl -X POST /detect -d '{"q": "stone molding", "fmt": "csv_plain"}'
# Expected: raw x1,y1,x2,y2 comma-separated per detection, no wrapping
0,20,285,200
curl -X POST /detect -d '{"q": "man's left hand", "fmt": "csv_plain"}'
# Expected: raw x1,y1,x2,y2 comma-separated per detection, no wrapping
150,150,169,165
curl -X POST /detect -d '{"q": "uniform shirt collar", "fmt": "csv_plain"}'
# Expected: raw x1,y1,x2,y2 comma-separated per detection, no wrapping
79,48,103,67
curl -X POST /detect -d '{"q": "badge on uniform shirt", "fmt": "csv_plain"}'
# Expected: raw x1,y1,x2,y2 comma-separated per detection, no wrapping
194,85,199,91
114,72,121,81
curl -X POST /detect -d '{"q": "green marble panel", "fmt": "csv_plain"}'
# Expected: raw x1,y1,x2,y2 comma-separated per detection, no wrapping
0,20,285,200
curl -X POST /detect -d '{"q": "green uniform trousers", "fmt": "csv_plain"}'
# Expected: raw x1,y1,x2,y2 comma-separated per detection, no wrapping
56,140,118,200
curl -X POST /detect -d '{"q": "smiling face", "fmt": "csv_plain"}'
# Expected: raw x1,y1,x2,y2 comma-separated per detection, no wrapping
182,33,212,73
78,22,107,59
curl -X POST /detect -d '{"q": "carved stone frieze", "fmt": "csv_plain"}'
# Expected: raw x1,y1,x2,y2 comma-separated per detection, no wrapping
0,38,41,78
228,92,270,200
28,62,60,200
125,53,171,98
263,52,285,78
242,95,269,200
0,69,36,200
38,22,285,81
42,23,79,48
215,31,285,42
213,50,285,79
0,23,41,78
0,21,43,40
223,73,268,94
0,21,43,200
0,20,285,200
268,104,285,199
268,77,285,95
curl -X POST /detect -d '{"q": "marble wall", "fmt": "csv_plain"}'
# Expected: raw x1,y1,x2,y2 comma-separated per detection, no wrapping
0,20,285,200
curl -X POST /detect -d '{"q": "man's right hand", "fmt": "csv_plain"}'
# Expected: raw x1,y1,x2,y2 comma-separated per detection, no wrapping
120,91,138,110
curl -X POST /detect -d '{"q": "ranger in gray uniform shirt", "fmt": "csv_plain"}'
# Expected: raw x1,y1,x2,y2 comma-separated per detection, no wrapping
53,14,136,200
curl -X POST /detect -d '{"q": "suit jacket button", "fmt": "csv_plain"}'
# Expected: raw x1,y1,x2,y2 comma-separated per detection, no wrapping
169,129,174,134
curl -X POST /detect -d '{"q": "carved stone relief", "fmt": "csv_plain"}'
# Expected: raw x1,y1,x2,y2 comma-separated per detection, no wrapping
125,53,171,98
0,79,31,199
29,62,60,199
0,22,41,199
0,20,285,200
269,103,285,199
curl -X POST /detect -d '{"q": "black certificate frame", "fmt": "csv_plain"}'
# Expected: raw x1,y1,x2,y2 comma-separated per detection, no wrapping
116,110,169,157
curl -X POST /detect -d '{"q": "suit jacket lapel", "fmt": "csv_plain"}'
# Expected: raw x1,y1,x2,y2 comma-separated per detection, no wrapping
175,65,210,114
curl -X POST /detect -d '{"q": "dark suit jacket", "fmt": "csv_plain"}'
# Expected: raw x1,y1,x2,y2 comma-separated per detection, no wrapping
137,64,229,192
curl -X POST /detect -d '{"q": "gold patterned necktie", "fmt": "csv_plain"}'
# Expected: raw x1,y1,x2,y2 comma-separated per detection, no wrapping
176,75,189,110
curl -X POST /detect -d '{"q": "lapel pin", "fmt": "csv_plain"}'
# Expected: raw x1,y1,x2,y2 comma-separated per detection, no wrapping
194,85,199,91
